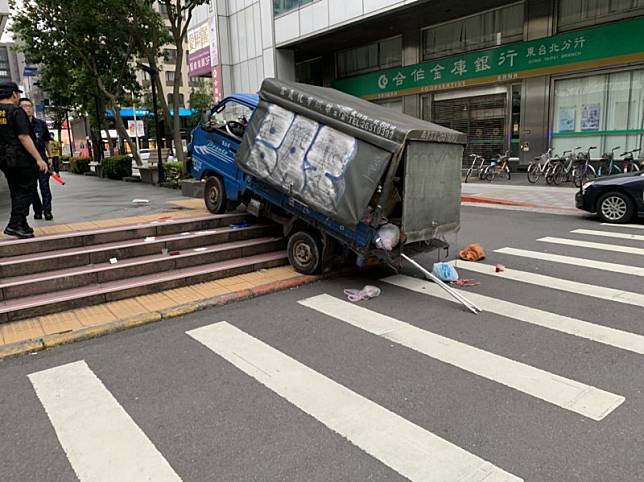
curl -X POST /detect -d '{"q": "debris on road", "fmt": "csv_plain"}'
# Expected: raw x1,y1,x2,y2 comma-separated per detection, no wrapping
344,285,381,302
496,264,506,273
459,243,486,261
432,262,459,282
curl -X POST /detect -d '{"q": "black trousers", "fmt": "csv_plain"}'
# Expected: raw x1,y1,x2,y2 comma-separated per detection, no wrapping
2,164,37,227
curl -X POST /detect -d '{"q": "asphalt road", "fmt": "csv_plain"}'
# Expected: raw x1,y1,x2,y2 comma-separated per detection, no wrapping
1,205,644,481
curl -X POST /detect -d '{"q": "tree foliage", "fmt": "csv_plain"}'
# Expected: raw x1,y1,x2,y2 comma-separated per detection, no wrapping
10,0,165,165
188,79,213,128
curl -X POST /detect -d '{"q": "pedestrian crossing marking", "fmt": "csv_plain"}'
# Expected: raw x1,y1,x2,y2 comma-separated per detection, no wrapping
538,237,644,256
187,322,521,481
572,229,644,242
453,260,644,309
28,360,180,482
601,223,644,230
383,274,644,355
495,247,644,277
299,295,624,421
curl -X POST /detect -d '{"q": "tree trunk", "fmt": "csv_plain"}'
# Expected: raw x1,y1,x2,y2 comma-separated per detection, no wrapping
111,106,142,166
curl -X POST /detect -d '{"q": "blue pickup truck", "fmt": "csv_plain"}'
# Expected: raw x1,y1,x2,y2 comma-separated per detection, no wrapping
189,79,465,274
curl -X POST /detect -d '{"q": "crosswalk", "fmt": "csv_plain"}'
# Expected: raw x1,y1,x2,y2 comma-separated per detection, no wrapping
23,221,644,480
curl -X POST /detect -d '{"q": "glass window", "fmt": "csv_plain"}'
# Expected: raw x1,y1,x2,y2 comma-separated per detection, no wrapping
273,0,314,16
422,3,524,59
552,69,644,156
336,36,402,78
165,71,176,82
559,0,644,31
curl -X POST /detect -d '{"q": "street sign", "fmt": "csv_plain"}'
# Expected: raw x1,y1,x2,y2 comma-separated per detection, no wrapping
23,66,38,77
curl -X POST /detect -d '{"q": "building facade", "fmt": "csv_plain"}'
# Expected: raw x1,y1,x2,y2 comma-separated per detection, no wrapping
195,0,644,164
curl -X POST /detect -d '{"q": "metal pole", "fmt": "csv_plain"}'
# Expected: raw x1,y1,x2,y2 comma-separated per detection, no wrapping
150,73,165,184
132,92,140,152
65,110,74,157
94,95,104,162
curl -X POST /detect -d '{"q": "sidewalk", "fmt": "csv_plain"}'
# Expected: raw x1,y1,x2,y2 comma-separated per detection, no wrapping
461,180,580,216
0,173,196,238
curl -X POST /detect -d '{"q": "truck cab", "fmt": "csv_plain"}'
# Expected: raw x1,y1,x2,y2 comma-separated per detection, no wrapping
189,94,258,214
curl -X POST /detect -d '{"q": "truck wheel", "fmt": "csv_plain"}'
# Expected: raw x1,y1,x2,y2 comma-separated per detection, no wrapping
287,231,321,275
204,176,227,214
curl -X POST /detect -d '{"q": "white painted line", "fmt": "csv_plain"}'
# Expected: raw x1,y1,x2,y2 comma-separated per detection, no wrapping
538,237,644,256
188,322,521,481
28,361,180,482
601,223,644,230
495,247,644,277
298,295,624,421
383,274,644,356
453,260,644,309
572,228,644,242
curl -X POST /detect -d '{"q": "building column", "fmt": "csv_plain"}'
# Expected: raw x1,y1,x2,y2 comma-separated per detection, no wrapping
520,0,555,163
402,28,421,118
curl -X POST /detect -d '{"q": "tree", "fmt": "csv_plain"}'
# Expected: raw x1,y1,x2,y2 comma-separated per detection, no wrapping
188,79,213,129
10,0,164,165
152,0,209,164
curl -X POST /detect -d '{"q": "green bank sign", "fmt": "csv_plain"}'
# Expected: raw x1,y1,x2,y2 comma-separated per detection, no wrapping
333,16,644,100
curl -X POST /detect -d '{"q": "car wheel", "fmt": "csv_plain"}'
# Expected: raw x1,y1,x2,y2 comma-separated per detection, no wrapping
597,192,635,224
204,176,227,214
287,231,321,275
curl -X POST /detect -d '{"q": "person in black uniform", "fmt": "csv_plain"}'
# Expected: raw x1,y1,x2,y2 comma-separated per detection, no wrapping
20,98,54,220
0,81,49,238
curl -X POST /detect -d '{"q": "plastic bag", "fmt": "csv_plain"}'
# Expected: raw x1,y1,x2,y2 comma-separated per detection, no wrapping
344,285,381,302
374,223,400,251
432,262,459,282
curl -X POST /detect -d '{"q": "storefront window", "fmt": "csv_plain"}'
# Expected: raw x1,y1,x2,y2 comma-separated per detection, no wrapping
422,3,524,60
336,37,402,78
552,69,644,156
559,0,644,31
273,0,314,17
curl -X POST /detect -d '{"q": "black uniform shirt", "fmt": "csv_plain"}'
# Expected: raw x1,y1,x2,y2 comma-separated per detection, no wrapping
0,103,34,168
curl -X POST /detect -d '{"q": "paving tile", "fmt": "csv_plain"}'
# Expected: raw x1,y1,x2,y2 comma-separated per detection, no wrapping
0,319,45,345
72,305,118,327
105,298,149,319
170,198,203,209
215,280,255,291
67,221,101,231
135,293,177,312
39,312,83,335
39,224,75,234
191,281,232,299
164,286,206,305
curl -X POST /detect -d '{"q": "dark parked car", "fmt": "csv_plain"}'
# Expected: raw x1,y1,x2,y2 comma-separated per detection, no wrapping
576,171,644,223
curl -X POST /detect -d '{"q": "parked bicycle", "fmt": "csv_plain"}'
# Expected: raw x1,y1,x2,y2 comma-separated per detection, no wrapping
482,151,511,182
621,148,641,173
527,148,557,184
596,146,622,177
463,154,488,183
572,146,597,188
550,148,578,185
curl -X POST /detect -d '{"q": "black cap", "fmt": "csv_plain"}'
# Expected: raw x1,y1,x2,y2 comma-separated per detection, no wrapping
0,81,23,94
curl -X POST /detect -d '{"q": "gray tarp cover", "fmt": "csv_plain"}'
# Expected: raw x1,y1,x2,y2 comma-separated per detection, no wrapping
236,78,466,228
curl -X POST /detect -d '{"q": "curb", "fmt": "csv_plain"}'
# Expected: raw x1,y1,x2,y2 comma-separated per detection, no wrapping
461,195,538,207
0,274,321,361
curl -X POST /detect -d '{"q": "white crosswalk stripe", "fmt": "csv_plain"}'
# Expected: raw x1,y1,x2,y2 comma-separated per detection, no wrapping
28,360,180,482
601,223,644,230
572,228,644,242
382,274,644,355
298,294,624,421
452,260,644,309
187,321,522,481
494,247,644,277
538,236,644,256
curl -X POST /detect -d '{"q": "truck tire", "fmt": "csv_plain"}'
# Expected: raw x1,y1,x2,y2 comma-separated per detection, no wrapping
204,176,227,214
287,231,321,275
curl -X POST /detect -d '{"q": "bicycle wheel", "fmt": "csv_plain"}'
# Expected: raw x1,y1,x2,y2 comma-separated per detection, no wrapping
551,164,564,185
527,163,540,183
485,167,496,182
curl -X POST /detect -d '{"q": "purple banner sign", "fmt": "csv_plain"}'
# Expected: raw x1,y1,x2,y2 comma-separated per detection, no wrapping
188,47,212,77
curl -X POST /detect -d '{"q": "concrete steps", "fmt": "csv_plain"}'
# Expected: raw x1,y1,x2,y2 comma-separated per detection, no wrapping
0,214,288,323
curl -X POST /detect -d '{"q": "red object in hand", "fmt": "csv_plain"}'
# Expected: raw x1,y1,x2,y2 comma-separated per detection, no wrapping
51,173,65,185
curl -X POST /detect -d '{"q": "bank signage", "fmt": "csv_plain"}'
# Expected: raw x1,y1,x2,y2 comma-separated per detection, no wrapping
333,16,644,99
188,47,211,76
